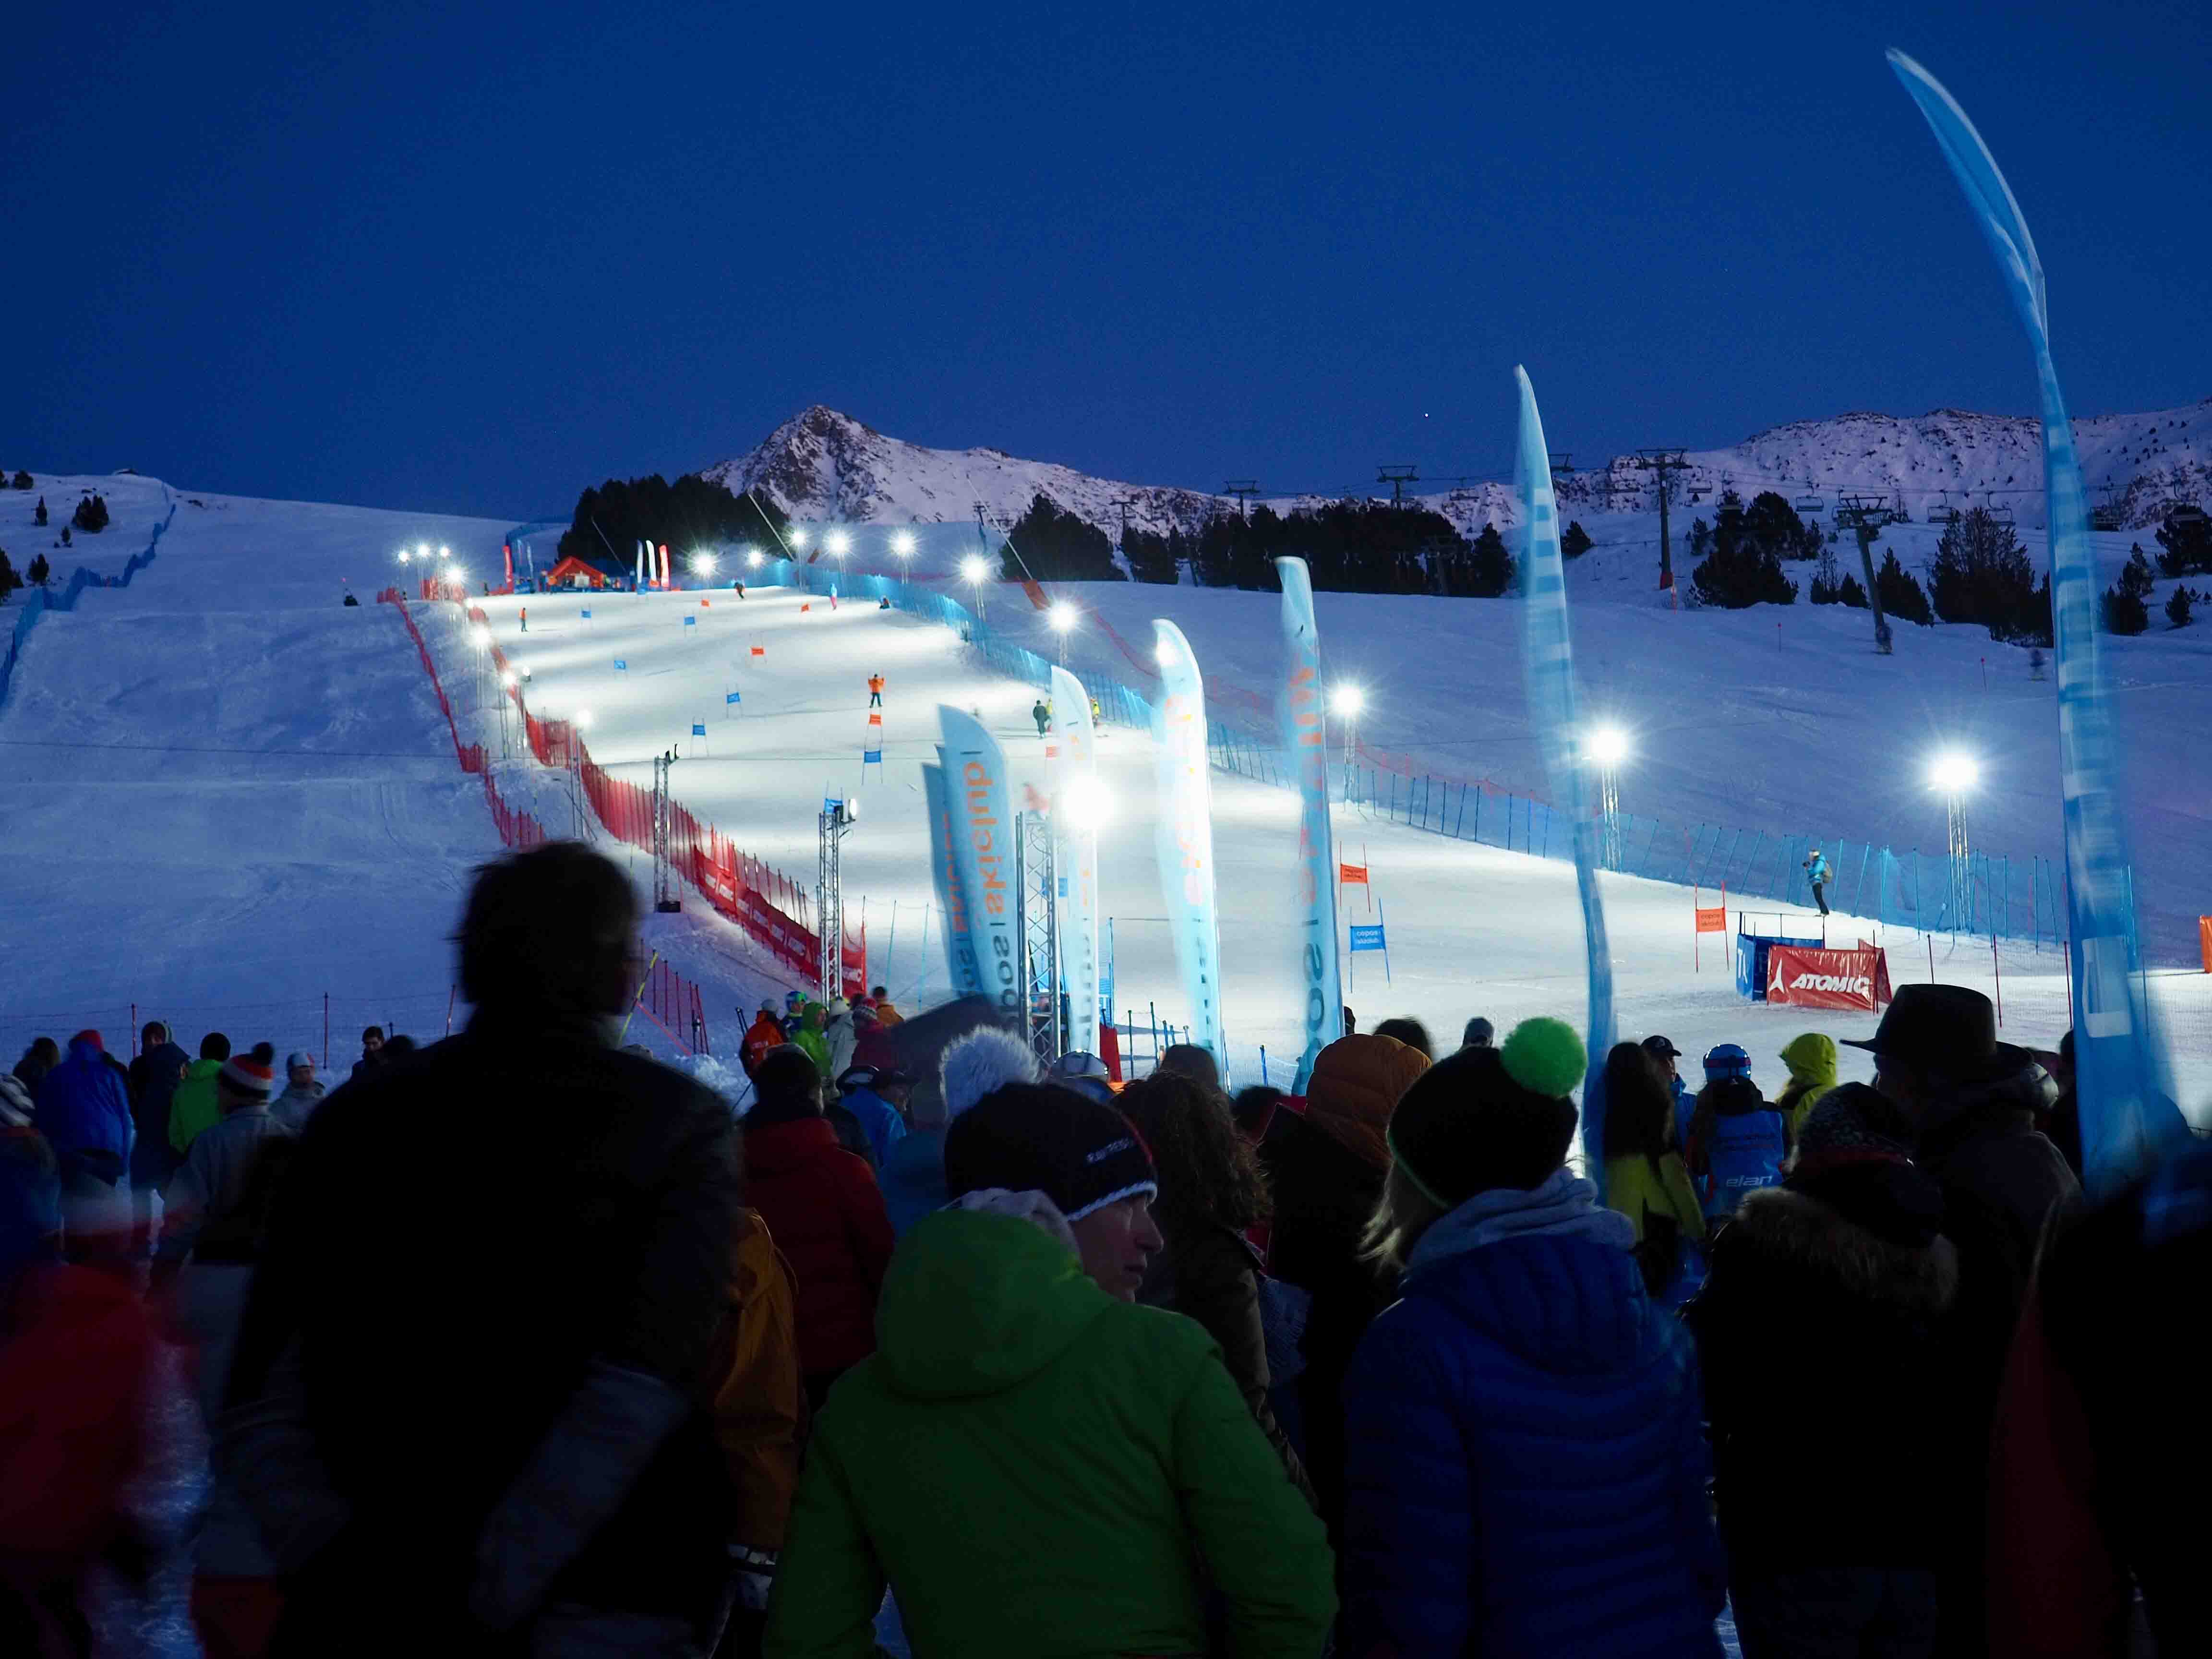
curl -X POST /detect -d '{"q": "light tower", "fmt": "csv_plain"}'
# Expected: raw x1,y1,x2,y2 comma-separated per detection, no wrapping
1016,806,1060,1066
1587,725,1630,871
1331,683,1366,801
1048,600,1078,664
652,748,682,913
1930,751,1977,931
817,794,859,1000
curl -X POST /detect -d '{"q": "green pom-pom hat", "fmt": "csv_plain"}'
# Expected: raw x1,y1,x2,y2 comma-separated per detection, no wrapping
1385,1018,1586,1209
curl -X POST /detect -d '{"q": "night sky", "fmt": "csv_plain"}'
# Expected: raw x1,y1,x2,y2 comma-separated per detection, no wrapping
13,1,2209,518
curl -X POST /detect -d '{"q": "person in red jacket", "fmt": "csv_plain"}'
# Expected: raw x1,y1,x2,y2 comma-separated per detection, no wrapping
740,1000,789,1080
742,1046,894,1409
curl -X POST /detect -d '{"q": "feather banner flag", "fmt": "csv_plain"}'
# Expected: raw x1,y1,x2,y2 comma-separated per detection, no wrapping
938,710,1020,1020
1049,665,1102,1062
1889,49,2177,1195
1516,366,1615,1195
1152,620,1228,1084
1274,556,1344,1094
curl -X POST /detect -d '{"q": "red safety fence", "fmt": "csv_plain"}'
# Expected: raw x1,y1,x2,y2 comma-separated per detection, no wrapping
631,953,711,1055
384,593,862,997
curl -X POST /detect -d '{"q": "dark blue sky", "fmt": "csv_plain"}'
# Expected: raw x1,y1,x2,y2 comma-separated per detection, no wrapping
13,1,2209,519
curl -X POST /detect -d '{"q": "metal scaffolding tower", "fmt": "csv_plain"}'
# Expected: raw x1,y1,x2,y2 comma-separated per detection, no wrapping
652,749,681,913
1015,808,1060,1065
817,796,857,1000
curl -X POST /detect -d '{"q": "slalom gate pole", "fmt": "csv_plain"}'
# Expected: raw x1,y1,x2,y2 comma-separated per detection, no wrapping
131,1003,137,1058
324,993,329,1069
620,950,661,1044
1928,936,1936,984
1992,937,2003,1027
446,985,457,1037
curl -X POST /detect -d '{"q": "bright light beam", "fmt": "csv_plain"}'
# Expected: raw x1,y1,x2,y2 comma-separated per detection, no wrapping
1587,725,1630,767
1929,751,1979,793
1330,684,1365,717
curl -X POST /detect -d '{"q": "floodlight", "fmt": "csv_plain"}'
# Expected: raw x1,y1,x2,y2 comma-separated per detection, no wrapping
1587,725,1630,766
1330,684,1365,717
790,528,809,549
1049,600,1078,634
1062,773,1112,828
826,530,851,556
746,548,764,568
689,551,717,575
575,709,594,730
892,530,917,557
961,555,990,585
1929,752,1979,793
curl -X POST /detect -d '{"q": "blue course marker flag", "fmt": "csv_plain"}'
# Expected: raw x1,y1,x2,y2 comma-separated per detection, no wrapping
693,723,707,737
614,659,626,672
1348,924,1386,952
863,748,883,763
725,690,741,704
684,615,697,628
581,608,591,620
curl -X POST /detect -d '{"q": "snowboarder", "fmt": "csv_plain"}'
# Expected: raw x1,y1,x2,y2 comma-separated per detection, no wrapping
1803,847,1831,917
733,579,745,599
867,673,885,708
1032,697,1051,738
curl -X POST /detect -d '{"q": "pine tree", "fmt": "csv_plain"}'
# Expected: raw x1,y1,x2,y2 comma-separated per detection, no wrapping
1000,493,1120,582
1691,507,1798,608
1467,523,1515,598
2104,546,2155,635
10,470,31,491
2154,513,2212,577
1838,574,1869,608
2166,584,2194,629
1123,527,1178,584
1875,551,1931,625
71,493,110,534
0,548,19,601
28,552,51,586
1561,520,1593,559
1930,506,2040,639
33,497,47,526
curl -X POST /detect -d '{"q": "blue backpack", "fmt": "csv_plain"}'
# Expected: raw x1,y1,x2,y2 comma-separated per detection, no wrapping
1691,1084,1790,1218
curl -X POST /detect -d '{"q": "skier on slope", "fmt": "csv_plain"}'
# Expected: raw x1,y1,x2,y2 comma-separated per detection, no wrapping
1032,697,1052,738
1803,847,1832,917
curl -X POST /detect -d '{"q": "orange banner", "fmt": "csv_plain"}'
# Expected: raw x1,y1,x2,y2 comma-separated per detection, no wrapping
1695,905,1726,934
1339,862,1369,885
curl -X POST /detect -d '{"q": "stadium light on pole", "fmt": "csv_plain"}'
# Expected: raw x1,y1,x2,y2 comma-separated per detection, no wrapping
689,551,717,577
1587,724,1630,869
1929,751,1978,930
1331,683,1366,799
826,529,851,557
892,530,916,561
962,553,991,623
790,528,809,551
1048,600,1078,664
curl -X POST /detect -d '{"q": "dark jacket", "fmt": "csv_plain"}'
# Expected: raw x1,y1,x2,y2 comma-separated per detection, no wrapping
32,1036,134,1187
226,1011,744,1647
741,1116,893,1379
1989,1138,2212,1658
1141,1222,1316,1509
127,1040,190,1190
1341,1173,1724,1659
1686,1165,1965,1573
1256,1105,1388,1540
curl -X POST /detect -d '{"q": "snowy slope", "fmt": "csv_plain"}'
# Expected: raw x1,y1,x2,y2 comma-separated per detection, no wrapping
703,400,2212,538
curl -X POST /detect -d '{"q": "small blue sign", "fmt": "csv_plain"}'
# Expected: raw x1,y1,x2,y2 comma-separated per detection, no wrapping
725,690,741,705
614,659,627,672
692,722,707,737
1348,924,1388,953
580,608,591,619
863,749,882,764
684,615,697,627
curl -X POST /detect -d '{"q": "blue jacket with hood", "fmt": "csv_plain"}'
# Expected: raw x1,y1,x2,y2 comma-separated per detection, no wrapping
1340,1171,1725,1659
33,1036,135,1185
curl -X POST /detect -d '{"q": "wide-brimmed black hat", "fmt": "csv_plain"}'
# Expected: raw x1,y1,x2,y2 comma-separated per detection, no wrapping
1841,984,2031,1081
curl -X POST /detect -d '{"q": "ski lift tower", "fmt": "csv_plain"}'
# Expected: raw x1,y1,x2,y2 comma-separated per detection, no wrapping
1224,480,1260,520
1014,807,1061,1066
651,748,682,913
1631,449,1690,589
1836,494,1899,655
817,794,859,1001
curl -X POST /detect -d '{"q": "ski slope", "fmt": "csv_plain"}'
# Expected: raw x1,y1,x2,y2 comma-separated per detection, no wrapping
463,579,2212,1117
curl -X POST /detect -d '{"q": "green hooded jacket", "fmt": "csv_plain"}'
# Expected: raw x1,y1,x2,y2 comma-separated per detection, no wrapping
763,1208,1336,1659
1775,1033,1839,1139
168,1057,226,1154
791,1003,833,1081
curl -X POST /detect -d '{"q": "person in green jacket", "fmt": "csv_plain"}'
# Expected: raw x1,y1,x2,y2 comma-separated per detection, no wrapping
168,1032,232,1154
1775,1033,1839,1140
790,1002,833,1082
1600,1042,1707,1309
764,1080,1336,1659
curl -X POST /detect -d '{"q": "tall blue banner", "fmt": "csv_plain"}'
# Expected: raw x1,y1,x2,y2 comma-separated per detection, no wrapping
1517,367,1616,1194
938,709,1022,1022
1152,620,1229,1084
1048,665,1102,1062
1889,50,2177,1194
1274,557,1344,1094
922,761,983,999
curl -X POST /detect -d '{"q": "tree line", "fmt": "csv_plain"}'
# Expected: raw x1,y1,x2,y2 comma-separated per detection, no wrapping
558,475,788,573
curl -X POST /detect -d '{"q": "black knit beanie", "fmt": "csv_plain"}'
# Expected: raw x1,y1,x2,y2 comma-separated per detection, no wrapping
749,1046,823,1124
1386,1018,1584,1208
943,1082,1158,1222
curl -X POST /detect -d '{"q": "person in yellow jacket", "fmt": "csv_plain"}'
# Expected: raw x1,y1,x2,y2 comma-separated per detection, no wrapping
713,1207,805,1656
1775,1033,1839,1140
1599,1042,1707,1309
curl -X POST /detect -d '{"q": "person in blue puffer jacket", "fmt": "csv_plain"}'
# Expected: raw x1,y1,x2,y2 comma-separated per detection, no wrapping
1685,1045,1792,1221
32,1031,135,1192
1340,1018,1726,1659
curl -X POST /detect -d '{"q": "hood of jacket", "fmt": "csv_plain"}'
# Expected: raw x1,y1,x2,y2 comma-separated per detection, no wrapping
874,1207,1112,1400
182,1058,227,1085
1779,1033,1838,1092
1303,1034,1431,1170
1731,1180,1958,1316
1400,1170,1653,1375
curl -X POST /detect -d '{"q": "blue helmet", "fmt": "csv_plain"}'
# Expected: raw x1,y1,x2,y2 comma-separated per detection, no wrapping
1703,1043,1753,1082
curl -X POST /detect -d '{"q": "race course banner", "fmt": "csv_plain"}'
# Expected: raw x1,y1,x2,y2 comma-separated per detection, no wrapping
1766,944,1893,1013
